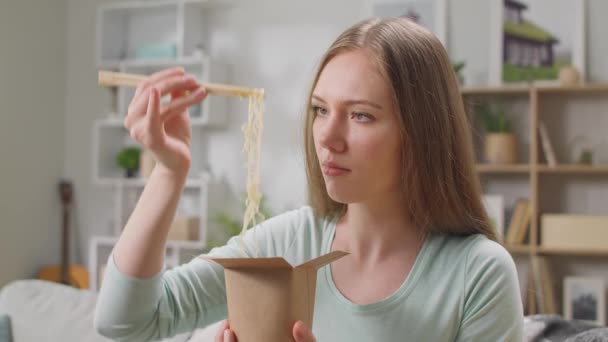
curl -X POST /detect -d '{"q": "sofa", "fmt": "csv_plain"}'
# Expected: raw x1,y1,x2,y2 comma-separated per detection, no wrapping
0,280,220,342
1,280,607,342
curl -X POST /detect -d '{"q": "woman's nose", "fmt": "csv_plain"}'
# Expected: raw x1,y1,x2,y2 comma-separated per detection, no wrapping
317,112,346,153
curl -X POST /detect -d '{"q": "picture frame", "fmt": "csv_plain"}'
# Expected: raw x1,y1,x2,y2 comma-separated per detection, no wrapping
489,0,586,86
482,194,505,241
362,0,448,47
564,276,606,326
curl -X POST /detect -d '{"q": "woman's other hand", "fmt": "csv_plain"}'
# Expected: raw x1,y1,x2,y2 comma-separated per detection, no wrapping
214,320,316,342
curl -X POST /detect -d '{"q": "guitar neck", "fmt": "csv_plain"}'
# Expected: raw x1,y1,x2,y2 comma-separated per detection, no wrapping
59,181,73,285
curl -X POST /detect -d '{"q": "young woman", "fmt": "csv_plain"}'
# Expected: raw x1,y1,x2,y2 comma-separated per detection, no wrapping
95,17,523,341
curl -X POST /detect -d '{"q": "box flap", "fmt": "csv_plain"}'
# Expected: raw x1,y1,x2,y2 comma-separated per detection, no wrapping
295,251,348,270
202,256,293,269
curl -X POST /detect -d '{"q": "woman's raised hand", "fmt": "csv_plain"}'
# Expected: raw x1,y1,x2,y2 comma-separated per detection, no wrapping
123,67,207,177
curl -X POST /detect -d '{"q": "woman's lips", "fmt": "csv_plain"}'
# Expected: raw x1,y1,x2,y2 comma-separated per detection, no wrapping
322,162,351,176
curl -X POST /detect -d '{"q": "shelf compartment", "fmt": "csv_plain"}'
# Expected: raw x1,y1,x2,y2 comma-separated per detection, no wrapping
97,2,179,65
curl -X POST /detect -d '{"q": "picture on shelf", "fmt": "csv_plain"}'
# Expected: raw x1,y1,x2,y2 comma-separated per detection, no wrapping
564,277,606,326
482,194,505,241
489,0,586,85
368,0,447,46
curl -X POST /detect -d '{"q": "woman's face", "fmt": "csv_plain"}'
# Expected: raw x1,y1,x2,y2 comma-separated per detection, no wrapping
312,49,402,205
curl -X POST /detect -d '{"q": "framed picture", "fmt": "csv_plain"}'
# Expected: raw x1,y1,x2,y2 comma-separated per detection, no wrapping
482,194,505,241
564,276,606,326
489,0,586,85
362,0,448,47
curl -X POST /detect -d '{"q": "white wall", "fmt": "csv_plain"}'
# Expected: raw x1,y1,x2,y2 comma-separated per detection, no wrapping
3,0,608,288
0,0,67,287
64,0,367,265
68,0,608,263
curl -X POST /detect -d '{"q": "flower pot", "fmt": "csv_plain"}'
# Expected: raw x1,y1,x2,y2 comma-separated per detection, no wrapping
125,169,137,178
484,133,518,164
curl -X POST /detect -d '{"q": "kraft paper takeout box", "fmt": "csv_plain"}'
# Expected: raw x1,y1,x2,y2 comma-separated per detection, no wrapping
204,251,348,342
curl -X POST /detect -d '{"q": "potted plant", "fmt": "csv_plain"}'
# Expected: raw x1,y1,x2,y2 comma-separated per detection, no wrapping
208,194,273,249
452,61,466,85
475,103,518,164
116,146,141,178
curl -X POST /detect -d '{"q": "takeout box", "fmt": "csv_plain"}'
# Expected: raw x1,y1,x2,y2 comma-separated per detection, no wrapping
204,251,348,342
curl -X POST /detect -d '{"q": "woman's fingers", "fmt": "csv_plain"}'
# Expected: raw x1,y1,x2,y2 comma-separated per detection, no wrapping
214,320,236,342
214,320,229,342
126,74,198,127
134,67,184,98
160,87,207,121
223,330,236,342
144,87,163,148
293,321,316,342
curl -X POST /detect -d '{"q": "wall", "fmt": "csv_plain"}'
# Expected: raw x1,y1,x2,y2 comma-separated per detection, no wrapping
0,0,67,287
64,0,366,265
3,0,607,291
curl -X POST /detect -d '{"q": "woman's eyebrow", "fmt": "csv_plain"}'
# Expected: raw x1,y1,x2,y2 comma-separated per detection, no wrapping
312,94,383,110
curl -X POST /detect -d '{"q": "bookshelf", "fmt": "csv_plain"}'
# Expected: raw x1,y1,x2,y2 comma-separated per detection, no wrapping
463,82,608,315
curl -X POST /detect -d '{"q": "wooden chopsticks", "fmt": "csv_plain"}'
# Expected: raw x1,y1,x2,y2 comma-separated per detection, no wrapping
98,70,264,98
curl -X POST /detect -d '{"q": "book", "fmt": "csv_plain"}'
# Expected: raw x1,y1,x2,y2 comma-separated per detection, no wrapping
505,199,529,245
530,256,557,314
539,121,557,167
513,202,531,245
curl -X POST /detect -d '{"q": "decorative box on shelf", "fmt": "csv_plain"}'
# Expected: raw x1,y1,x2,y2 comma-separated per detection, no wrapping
541,214,608,251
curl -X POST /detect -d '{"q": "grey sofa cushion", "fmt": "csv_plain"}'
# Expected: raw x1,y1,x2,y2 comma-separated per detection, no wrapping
0,314,11,342
0,280,193,342
564,328,608,342
525,314,608,342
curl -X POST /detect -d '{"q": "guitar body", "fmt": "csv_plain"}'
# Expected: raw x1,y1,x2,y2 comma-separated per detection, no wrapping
38,180,90,289
38,264,89,289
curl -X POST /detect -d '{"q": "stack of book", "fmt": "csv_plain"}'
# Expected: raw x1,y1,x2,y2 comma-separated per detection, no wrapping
504,199,531,245
524,255,558,315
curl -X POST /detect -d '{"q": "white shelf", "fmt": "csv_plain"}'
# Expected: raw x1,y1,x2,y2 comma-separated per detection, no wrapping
96,0,229,66
90,0,226,292
88,235,206,291
91,117,211,185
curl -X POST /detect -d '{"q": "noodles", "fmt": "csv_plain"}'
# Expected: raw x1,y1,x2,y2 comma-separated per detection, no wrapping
239,90,265,256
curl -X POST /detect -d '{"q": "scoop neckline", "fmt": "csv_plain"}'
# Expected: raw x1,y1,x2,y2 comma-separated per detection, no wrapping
322,216,432,314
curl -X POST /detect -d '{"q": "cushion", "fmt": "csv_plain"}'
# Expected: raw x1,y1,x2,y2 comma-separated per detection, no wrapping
0,314,11,342
0,280,190,342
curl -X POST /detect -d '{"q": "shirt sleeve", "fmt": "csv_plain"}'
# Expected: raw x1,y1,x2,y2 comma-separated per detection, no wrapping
94,208,304,341
455,237,524,342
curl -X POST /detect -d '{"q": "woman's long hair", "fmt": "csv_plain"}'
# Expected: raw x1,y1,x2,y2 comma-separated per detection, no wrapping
303,17,496,241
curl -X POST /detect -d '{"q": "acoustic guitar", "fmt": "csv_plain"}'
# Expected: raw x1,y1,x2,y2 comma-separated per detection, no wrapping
38,180,89,289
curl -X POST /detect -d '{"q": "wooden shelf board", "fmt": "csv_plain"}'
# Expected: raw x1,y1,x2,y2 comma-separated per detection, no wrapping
504,244,533,255
461,86,530,96
537,165,608,174
476,164,530,173
461,83,608,96
537,246,608,257
537,83,608,94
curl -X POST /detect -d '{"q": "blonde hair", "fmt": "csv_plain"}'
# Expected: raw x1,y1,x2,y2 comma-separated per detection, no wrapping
304,17,496,241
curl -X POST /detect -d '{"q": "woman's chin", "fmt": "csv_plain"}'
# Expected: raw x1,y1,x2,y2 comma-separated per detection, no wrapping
326,187,356,204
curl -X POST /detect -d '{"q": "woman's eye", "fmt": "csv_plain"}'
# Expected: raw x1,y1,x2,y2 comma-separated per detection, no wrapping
351,112,373,122
312,105,328,116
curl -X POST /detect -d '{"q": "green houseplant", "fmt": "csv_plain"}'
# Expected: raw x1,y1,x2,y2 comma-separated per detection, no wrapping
475,103,518,164
208,194,273,249
116,146,141,178
452,61,466,85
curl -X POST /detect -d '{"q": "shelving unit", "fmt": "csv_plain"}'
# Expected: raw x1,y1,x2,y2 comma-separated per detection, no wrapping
463,82,608,315
89,0,230,291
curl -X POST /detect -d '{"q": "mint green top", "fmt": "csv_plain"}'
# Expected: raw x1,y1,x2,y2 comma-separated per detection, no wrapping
95,206,523,341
